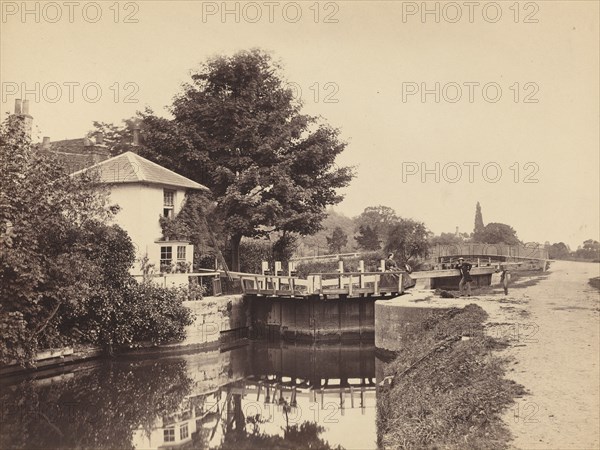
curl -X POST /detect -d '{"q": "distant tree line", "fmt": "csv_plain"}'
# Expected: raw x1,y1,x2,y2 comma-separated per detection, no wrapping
546,239,600,261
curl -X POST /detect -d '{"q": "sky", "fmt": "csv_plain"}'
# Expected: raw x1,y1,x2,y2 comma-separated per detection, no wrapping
1,1,598,249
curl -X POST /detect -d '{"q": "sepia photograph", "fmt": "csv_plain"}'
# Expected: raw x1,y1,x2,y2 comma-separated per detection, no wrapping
1,1,599,449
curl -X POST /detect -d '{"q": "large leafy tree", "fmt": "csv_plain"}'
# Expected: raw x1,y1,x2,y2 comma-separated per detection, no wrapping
473,222,520,245
100,49,354,271
385,219,430,263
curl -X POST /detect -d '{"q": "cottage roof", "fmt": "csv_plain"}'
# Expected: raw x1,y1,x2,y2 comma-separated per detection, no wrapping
72,151,209,191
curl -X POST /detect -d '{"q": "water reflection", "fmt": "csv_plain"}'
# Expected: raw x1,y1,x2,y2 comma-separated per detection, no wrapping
1,342,379,450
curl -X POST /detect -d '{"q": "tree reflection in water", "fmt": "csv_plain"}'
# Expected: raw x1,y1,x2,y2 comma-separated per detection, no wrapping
0,359,193,449
1,342,374,449
204,394,342,450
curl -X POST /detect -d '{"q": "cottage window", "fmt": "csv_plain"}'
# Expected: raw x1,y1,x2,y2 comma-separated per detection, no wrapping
177,246,186,260
164,428,175,442
160,246,172,266
180,424,189,440
163,189,175,218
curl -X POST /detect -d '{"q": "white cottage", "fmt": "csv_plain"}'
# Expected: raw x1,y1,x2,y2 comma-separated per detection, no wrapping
72,151,209,276
7,99,210,278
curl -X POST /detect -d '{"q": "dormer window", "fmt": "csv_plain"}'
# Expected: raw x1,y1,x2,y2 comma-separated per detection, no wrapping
163,189,175,218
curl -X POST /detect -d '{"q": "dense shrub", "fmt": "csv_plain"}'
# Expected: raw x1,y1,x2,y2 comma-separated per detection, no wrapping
80,280,194,351
239,239,274,273
121,281,195,346
196,253,218,270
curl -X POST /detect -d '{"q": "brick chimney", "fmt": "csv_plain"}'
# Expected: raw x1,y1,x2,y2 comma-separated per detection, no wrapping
9,98,33,139
90,132,110,164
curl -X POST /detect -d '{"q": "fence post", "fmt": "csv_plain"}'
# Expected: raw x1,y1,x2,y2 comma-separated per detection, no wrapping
358,260,365,289
380,259,385,272
338,261,344,289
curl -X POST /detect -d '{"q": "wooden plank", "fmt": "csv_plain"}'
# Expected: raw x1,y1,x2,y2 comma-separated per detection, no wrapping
322,288,349,295
259,289,275,296
352,287,374,295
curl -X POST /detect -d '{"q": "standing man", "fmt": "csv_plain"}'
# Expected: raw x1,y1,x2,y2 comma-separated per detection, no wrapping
499,265,511,295
457,257,473,297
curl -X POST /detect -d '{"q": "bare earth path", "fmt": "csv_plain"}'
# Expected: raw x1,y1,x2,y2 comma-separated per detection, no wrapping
500,260,600,449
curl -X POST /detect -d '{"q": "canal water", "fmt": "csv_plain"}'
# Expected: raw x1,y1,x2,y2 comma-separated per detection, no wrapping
0,341,383,449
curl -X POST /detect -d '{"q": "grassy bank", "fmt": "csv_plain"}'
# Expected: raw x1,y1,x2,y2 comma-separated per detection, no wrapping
376,304,526,449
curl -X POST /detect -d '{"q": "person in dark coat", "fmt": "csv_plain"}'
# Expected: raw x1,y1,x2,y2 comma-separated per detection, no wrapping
385,253,398,271
457,257,473,297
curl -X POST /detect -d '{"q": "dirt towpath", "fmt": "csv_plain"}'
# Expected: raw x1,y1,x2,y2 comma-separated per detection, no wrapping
499,260,600,449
